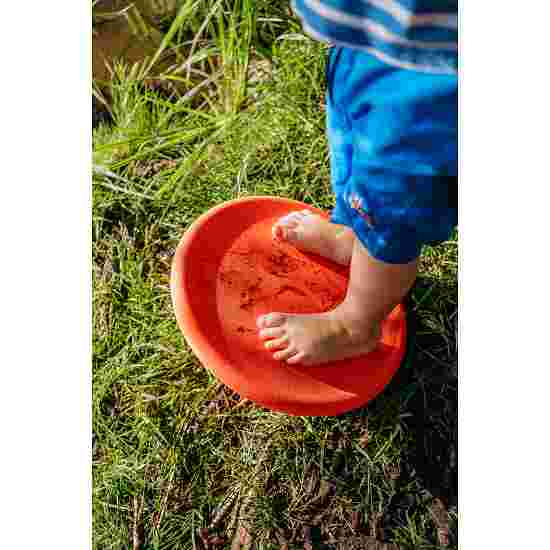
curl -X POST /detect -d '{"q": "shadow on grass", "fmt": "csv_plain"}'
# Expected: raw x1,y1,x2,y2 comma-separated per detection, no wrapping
384,273,458,509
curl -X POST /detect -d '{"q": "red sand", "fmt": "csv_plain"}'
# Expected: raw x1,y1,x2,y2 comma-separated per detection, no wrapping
217,216,349,359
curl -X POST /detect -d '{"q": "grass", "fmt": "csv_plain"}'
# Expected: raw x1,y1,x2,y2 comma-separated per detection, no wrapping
93,2,458,549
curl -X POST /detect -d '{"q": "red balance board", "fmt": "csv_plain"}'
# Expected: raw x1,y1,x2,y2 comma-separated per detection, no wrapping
170,196,407,416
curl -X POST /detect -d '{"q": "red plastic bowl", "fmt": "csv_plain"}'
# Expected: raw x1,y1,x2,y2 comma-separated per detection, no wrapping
170,196,407,416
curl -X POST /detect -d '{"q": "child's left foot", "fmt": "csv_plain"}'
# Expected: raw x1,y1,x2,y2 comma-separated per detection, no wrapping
257,306,380,366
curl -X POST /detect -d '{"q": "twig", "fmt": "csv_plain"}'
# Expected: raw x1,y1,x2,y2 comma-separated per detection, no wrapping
180,69,224,103
234,440,272,550
351,511,361,531
93,179,154,201
417,345,454,369
275,529,289,550
154,468,175,532
230,527,242,550
209,486,240,529
429,498,450,547
232,398,251,411
198,527,210,548
132,495,144,550
229,497,244,550
303,526,313,550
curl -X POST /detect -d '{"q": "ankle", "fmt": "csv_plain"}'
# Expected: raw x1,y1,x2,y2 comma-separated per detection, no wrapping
344,317,380,344
327,230,354,265
332,303,379,338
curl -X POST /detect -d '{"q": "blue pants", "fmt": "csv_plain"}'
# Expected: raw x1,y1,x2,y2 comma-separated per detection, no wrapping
327,47,458,264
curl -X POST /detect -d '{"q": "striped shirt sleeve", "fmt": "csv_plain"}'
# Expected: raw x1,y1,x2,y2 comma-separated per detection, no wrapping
291,0,458,74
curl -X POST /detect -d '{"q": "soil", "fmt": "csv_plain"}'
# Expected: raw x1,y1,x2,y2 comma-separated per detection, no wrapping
93,1,161,82
93,95,112,128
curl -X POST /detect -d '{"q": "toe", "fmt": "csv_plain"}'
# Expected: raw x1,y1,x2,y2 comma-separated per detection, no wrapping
301,209,316,219
272,214,300,240
273,346,298,361
257,312,286,329
285,228,299,241
285,350,306,365
272,224,283,240
258,326,286,340
280,213,302,227
264,335,289,350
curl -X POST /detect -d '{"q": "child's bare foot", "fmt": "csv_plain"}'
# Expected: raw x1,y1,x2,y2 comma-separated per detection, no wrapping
260,219,418,367
257,306,380,366
272,210,354,265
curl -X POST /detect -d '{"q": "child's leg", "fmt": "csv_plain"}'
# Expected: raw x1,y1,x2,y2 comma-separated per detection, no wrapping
269,48,359,266
258,48,457,366
257,238,417,366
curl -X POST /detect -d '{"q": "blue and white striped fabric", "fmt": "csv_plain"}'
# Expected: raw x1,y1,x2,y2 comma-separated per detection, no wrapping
291,0,458,74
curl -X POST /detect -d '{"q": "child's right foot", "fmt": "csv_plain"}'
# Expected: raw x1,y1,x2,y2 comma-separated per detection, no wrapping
272,210,354,265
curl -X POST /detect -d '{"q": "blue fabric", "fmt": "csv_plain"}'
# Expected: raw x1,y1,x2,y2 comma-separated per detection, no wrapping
326,47,458,264
292,0,458,74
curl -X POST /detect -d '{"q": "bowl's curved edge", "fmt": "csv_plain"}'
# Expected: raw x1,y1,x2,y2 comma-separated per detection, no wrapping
170,197,409,416
169,195,324,369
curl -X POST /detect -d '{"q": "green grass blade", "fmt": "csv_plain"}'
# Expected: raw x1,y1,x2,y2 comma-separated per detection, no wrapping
144,0,200,76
